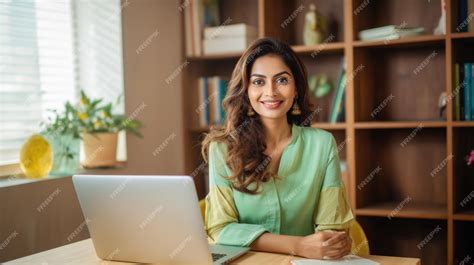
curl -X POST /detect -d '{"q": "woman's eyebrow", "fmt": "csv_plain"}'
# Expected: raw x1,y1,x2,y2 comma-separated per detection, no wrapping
250,71,291,78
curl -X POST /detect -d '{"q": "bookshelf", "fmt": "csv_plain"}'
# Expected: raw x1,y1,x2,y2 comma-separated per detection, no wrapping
181,0,474,264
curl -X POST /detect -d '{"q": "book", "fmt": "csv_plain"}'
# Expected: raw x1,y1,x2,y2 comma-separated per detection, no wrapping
460,64,466,120
184,0,221,56
291,255,380,265
208,76,215,125
197,76,229,126
329,58,346,123
464,63,472,121
469,0,474,32
471,63,474,120
184,1,193,57
203,36,256,54
204,23,258,39
202,0,220,27
459,0,468,32
358,25,424,41
455,64,461,121
198,77,209,127
219,79,229,122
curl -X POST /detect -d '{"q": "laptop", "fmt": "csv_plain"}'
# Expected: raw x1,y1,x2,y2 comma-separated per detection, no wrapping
72,175,249,265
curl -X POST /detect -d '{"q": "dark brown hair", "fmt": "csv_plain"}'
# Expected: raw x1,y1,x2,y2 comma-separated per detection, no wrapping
201,37,313,194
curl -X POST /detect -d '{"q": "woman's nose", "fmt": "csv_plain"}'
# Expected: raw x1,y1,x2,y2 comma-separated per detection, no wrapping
263,80,279,96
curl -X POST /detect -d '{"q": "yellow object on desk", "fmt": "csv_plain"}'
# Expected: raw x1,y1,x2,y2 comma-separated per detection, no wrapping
19,134,53,179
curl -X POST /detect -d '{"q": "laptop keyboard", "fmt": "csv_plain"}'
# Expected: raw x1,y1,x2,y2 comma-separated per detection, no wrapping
212,252,227,261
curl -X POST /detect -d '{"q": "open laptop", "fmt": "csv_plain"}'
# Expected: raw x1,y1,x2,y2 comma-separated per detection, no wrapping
72,175,249,265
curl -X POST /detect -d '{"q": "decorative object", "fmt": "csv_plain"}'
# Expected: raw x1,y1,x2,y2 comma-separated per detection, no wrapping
438,92,447,118
434,0,446,35
309,74,332,98
78,91,142,168
19,134,53,179
41,102,81,176
303,4,325,45
467,149,474,166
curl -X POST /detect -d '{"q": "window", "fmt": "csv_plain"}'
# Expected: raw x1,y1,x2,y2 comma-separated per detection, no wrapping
0,0,124,166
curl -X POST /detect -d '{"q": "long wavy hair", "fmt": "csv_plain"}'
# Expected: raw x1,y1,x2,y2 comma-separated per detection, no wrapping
201,37,313,194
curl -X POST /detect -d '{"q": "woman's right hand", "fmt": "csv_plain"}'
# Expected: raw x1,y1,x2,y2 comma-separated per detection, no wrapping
294,231,352,260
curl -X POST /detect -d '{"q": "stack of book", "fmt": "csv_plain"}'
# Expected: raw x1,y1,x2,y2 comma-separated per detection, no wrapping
203,23,258,55
454,63,474,121
197,76,229,127
358,25,425,41
457,0,474,32
328,58,346,123
184,0,220,56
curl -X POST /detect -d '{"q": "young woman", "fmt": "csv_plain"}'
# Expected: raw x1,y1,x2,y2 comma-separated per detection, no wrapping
201,37,353,260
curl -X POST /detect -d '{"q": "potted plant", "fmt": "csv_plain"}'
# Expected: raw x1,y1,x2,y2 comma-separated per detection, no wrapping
77,91,142,168
40,102,82,176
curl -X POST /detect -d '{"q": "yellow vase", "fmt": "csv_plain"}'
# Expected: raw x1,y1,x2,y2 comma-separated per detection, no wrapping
20,134,53,179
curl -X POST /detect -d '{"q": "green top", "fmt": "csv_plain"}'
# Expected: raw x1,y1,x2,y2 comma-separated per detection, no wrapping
204,123,354,247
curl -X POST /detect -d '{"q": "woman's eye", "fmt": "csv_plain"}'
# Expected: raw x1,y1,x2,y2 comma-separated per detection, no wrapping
252,79,264,86
276,77,288,85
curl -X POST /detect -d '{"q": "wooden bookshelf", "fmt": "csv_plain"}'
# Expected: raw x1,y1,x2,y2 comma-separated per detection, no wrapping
181,0,474,264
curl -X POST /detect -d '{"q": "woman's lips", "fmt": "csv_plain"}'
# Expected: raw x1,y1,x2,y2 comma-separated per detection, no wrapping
260,100,283,109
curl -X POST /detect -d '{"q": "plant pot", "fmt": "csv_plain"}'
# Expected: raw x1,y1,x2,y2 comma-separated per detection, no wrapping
82,132,118,168
43,133,81,176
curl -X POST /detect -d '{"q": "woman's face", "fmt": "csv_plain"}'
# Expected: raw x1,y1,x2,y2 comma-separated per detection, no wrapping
247,54,297,120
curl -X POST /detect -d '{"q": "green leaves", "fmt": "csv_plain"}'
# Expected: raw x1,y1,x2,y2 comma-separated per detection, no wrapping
42,90,143,138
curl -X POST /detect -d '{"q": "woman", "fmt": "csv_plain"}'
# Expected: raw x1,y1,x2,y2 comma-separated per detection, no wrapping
201,37,353,260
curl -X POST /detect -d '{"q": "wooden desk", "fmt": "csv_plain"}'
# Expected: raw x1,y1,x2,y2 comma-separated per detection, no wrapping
6,239,421,265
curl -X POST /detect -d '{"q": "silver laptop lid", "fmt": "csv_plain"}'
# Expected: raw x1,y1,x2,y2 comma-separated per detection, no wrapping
72,175,213,264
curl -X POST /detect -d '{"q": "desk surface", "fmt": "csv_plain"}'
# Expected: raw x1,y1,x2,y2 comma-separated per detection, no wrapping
7,239,421,265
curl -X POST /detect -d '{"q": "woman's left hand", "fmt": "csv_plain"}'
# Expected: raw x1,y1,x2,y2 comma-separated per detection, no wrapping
320,231,352,260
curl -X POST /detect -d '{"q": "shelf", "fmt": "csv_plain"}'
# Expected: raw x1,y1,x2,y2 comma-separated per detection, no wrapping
450,31,474,39
452,121,474,127
292,42,345,55
311,122,346,130
184,43,345,62
354,45,446,121
353,35,445,48
454,210,474,221
355,128,447,215
355,121,447,129
356,202,447,220
358,216,447,265
187,51,242,61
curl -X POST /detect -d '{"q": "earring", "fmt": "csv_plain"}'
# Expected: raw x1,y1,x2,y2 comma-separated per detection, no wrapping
247,107,255,117
291,97,301,115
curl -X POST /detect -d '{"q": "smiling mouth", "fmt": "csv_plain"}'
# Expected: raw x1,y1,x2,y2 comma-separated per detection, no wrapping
260,100,284,109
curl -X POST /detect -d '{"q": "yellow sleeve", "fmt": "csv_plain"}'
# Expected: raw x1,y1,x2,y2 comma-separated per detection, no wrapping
313,136,354,232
